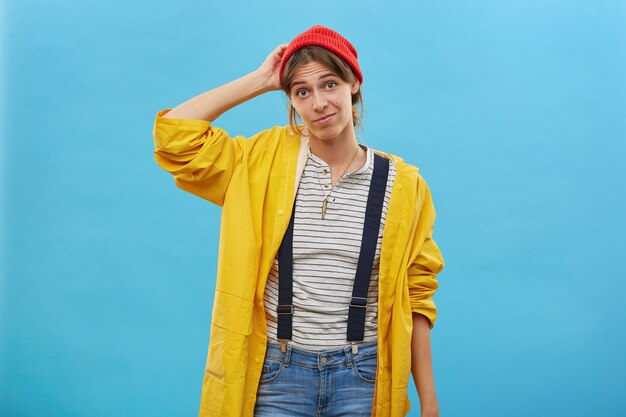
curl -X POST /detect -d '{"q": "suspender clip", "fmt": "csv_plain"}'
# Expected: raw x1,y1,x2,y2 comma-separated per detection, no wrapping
349,297,368,308
277,304,293,315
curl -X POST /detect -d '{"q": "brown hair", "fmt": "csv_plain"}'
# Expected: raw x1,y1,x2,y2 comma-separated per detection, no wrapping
280,46,364,136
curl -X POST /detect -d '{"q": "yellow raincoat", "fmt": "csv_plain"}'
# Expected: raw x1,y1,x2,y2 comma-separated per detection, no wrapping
152,109,444,417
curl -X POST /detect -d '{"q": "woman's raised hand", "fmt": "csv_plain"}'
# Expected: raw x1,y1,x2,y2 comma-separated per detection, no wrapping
257,44,289,92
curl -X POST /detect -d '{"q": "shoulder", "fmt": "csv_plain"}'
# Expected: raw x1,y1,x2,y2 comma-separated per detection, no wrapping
371,149,419,179
231,124,293,143
255,124,293,137
244,125,300,155
371,150,434,197
216,125,295,156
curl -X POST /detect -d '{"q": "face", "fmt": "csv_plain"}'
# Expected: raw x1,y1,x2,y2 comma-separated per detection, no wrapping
289,61,360,142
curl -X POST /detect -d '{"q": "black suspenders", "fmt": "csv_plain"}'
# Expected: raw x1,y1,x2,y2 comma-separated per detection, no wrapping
277,153,390,352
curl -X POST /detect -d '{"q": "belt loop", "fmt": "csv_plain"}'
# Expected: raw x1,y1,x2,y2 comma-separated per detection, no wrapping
283,344,292,367
344,345,354,368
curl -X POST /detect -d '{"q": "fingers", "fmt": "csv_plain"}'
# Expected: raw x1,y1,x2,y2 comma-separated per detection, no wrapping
272,43,289,59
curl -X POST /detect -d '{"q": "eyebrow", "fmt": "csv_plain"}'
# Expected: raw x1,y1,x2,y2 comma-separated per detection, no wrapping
291,73,337,87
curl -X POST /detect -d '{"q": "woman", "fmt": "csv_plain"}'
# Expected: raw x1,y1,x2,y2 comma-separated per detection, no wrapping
153,25,444,417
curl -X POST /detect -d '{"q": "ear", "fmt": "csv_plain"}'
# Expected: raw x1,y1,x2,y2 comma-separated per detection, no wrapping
351,80,361,95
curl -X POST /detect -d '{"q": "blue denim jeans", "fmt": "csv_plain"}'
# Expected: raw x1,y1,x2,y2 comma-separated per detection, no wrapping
253,340,377,417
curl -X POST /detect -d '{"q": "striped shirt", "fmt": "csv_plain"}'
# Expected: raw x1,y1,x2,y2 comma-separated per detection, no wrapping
263,144,397,351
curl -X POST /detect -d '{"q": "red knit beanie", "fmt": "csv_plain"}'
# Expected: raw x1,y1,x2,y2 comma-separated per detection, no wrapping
279,25,363,85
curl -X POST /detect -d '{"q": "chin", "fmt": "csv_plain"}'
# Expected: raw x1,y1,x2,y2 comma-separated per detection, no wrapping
307,122,352,142
309,129,341,142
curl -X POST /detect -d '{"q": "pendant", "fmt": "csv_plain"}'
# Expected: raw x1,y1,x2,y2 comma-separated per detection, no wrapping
322,197,328,220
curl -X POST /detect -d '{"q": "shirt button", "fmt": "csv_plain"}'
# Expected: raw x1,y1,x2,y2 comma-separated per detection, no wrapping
278,209,284,215
324,184,329,189
254,357,260,363
322,169,328,175
320,357,328,364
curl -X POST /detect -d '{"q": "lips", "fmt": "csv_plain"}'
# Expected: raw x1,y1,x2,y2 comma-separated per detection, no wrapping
314,113,336,123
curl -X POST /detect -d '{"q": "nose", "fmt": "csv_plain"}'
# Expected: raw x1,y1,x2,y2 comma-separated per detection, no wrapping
312,92,328,111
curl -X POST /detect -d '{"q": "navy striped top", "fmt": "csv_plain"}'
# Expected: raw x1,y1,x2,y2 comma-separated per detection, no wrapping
263,144,397,351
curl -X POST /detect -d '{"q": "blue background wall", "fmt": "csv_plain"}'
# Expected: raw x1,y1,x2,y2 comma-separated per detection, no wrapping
2,0,625,416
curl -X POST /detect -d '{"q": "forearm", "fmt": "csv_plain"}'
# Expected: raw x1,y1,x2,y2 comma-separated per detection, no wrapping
162,69,272,122
411,313,439,417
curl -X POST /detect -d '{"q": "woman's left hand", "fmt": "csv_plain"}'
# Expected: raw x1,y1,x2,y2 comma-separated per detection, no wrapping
256,43,289,91
421,406,440,417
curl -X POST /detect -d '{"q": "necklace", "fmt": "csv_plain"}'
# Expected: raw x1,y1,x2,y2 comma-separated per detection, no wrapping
320,145,361,220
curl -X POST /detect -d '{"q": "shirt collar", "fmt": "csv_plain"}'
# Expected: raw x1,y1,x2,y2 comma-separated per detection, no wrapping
306,144,372,177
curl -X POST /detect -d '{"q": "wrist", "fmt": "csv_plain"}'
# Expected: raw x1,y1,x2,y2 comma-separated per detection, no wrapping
420,401,439,417
250,68,277,93
419,395,439,414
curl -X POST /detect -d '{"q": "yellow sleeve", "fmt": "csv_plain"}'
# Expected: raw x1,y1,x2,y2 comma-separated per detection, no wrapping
152,109,246,206
407,175,445,328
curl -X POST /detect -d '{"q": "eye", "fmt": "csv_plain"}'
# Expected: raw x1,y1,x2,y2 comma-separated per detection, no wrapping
325,81,337,89
295,89,308,97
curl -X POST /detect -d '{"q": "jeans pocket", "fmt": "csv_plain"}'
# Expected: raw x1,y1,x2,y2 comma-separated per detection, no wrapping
352,354,377,383
259,357,284,383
